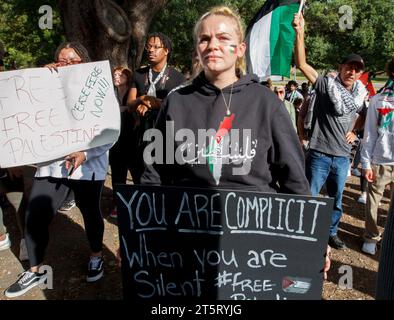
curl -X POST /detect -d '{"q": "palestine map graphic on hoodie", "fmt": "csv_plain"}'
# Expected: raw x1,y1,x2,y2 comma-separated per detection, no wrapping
207,114,235,185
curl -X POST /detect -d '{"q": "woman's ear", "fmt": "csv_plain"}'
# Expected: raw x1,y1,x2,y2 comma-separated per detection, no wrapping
238,42,246,57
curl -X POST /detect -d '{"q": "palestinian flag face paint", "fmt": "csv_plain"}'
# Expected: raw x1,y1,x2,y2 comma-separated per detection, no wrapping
229,44,238,55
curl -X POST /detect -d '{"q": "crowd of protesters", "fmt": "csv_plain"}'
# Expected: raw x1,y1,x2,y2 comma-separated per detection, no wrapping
0,6,393,300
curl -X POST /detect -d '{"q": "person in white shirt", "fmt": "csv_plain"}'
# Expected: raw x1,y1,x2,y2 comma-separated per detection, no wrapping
360,57,394,255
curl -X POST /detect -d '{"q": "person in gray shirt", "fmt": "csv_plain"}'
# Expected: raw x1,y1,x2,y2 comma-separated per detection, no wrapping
293,13,368,250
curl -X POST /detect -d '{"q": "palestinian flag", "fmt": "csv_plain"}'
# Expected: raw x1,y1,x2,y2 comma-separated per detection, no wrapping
246,0,302,80
359,72,377,98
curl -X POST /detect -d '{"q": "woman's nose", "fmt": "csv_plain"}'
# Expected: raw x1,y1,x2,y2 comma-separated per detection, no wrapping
207,37,219,50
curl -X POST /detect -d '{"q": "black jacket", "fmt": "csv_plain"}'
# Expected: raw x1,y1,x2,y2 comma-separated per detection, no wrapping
142,73,310,195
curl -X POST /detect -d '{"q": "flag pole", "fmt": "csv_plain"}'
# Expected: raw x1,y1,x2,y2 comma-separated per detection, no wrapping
295,0,306,80
298,0,306,15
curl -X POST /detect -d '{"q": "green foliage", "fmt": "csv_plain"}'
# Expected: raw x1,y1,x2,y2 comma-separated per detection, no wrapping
0,0,63,69
151,0,394,76
304,0,394,76
0,0,392,77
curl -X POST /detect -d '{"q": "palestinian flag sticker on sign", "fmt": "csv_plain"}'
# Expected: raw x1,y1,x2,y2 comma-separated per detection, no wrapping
282,276,312,294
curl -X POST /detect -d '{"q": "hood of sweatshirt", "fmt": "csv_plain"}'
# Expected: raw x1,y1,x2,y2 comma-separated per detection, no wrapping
192,72,261,96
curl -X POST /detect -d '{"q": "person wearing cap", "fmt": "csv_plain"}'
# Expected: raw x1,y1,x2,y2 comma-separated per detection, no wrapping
293,13,368,250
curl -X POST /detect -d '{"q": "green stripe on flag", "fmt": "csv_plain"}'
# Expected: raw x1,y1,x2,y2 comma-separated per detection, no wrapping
269,3,299,77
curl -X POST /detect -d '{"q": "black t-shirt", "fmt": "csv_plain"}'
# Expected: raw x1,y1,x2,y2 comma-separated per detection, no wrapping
131,65,186,146
131,65,186,100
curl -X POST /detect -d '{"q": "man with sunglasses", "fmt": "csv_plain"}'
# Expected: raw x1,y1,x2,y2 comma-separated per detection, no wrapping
293,14,368,250
127,32,185,184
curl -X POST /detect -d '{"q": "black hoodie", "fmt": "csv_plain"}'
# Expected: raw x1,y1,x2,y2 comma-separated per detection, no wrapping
141,73,310,195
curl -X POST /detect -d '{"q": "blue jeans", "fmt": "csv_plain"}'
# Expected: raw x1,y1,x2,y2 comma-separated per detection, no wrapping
305,149,350,236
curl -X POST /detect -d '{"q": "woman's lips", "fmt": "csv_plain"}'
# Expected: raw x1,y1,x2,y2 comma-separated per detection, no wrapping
205,55,221,61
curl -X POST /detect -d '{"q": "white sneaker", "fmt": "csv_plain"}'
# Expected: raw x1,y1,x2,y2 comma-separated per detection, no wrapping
357,193,367,204
19,238,29,261
362,241,377,255
0,233,11,251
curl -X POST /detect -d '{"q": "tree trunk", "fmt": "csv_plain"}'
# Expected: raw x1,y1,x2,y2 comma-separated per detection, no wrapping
59,0,167,70
0,41,5,59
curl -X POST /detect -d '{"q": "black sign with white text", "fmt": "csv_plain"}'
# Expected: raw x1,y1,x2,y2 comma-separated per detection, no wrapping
115,185,333,300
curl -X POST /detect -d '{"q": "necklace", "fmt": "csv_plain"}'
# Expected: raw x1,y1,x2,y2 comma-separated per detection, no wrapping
220,82,234,116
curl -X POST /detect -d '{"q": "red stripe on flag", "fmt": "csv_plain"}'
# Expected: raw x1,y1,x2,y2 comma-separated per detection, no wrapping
360,72,376,97
377,108,394,116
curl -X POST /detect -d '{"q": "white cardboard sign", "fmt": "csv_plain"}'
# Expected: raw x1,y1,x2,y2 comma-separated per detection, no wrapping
0,60,120,168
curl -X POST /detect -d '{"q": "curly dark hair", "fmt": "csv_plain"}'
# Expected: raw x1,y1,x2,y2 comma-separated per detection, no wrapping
54,41,91,63
146,32,173,62
287,80,298,88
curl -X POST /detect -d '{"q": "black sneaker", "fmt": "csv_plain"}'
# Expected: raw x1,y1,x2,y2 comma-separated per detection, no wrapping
58,200,76,212
4,270,47,298
328,235,347,250
87,256,104,282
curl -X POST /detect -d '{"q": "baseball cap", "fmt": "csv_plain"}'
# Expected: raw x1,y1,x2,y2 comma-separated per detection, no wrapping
341,53,365,69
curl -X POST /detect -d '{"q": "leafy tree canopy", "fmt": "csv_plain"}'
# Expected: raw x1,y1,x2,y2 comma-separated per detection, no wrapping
151,0,394,76
0,0,393,78
304,0,394,76
0,0,63,68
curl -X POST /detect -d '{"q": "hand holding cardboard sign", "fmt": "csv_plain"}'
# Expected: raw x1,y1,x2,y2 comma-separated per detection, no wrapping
65,152,86,173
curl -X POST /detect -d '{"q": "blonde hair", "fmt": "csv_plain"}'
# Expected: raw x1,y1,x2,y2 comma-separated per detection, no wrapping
193,6,246,78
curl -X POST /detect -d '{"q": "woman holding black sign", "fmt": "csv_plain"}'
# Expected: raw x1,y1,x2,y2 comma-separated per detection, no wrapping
140,6,332,284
